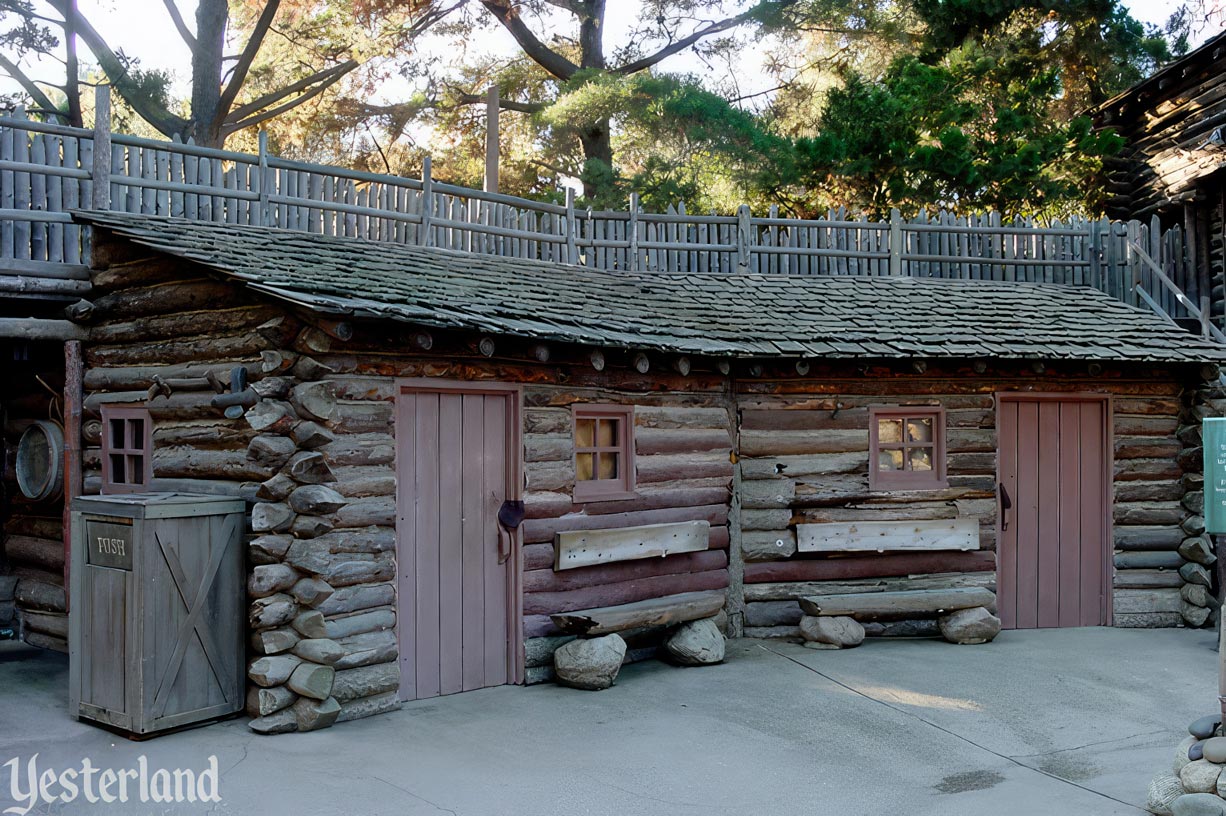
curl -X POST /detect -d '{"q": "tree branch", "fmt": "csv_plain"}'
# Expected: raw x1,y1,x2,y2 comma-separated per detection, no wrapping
215,0,280,125
0,52,66,122
44,0,188,136
479,0,578,80
223,59,357,124
222,60,357,134
615,1,787,75
456,92,548,113
161,0,196,48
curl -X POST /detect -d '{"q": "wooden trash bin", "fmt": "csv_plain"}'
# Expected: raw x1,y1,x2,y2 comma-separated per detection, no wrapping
69,493,245,736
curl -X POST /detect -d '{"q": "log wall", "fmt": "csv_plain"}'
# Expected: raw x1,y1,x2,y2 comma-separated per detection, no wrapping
734,369,1206,635
1,343,68,650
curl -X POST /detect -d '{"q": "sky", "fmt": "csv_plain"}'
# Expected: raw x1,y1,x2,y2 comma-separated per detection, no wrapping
0,0,1218,132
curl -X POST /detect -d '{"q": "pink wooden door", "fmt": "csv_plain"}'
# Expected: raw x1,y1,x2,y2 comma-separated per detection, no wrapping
396,384,519,700
997,395,1111,629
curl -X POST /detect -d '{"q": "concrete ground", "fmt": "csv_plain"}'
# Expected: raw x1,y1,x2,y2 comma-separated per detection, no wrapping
0,628,1217,815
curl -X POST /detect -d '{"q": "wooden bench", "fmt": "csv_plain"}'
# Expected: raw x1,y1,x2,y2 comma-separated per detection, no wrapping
550,589,726,636
798,587,1000,646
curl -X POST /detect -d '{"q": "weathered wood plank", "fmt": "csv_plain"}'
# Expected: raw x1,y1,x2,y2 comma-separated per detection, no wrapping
743,550,995,583
554,520,711,571
799,587,996,618
549,589,726,635
796,518,979,553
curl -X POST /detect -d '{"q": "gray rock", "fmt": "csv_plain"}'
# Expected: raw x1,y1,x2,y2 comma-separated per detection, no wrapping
1172,793,1226,816
1203,737,1226,763
249,534,293,563
249,564,299,598
291,421,335,450
248,654,302,687
1191,740,1206,761
257,473,297,502
248,708,298,735
1184,602,1212,628
664,618,726,665
554,634,627,690
249,594,297,629
285,539,330,575
291,515,334,539
247,435,296,468
1180,759,1223,794
293,638,345,665
1191,716,1221,740
286,662,335,700
246,685,296,717
525,665,556,685
1179,536,1217,566
292,610,328,638
1178,736,1199,772
525,635,576,668
292,696,341,732
1181,562,1214,587
939,606,1001,644
799,615,864,648
1147,771,1184,816
289,484,346,515
251,502,294,533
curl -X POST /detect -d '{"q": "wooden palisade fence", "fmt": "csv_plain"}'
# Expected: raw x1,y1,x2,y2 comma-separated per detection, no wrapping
0,88,1220,342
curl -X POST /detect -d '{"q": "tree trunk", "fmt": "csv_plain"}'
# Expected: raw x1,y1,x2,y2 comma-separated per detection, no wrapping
191,0,229,146
63,0,82,127
578,120,614,201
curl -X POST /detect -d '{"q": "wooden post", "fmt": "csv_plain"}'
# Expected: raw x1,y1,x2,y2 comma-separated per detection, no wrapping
257,131,271,226
1202,296,1212,339
62,339,83,609
420,155,434,247
736,204,751,272
565,187,577,265
628,192,640,271
888,208,902,276
484,86,499,194
90,86,111,210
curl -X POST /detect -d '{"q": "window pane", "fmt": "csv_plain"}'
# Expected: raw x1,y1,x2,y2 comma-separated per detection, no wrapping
129,455,145,484
128,418,145,449
910,447,933,472
597,418,618,448
576,418,595,448
878,419,903,444
576,452,594,481
878,448,903,471
109,418,124,449
598,452,619,480
109,453,126,483
906,417,933,443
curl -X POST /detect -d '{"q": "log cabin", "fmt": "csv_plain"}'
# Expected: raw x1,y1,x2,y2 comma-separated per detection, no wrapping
1094,30,1226,326
2,207,1224,735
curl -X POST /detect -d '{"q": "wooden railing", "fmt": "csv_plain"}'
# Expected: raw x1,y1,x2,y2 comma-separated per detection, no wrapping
0,88,1215,333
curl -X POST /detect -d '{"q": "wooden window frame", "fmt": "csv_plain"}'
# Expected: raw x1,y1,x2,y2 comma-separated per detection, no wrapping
572,404,636,502
101,404,153,494
869,406,947,491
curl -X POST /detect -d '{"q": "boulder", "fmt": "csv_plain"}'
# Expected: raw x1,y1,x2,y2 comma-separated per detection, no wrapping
1180,760,1223,794
664,618,726,666
1148,771,1186,816
799,615,864,648
525,636,576,669
939,606,1001,644
293,638,345,665
553,634,627,690
1183,602,1212,628
1192,716,1222,740
1172,793,1226,816
1179,536,1217,566
292,696,341,732
1178,736,1199,772
287,662,335,700
1203,737,1226,764
1182,584,1214,608
1191,741,1206,761
1181,562,1213,588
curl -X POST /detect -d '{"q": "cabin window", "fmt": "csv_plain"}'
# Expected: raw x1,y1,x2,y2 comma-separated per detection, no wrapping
869,406,947,490
101,405,153,494
572,405,636,501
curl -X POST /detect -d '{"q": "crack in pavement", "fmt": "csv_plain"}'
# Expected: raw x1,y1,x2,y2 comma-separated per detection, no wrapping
374,774,460,816
1008,729,1171,760
759,643,1148,813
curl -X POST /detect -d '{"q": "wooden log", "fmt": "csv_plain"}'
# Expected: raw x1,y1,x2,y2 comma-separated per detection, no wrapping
522,504,727,544
634,406,730,430
739,429,868,456
288,451,337,484
526,549,727,594
799,587,996,619
22,610,69,638
743,550,996,584
634,428,731,455
320,433,393,466
1114,551,1185,570
549,589,726,636
1113,588,1181,614
83,361,250,391
4,535,65,570
90,279,242,319
1113,569,1183,589
739,453,866,480
744,572,994,602
86,330,278,367
524,568,728,615
739,479,796,509
1113,525,1185,551
0,317,87,340
90,305,280,344
291,381,338,422
554,520,711,570
1113,502,1186,526
796,518,979,553
741,530,798,562
743,600,803,627
14,579,66,612
153,448,273,481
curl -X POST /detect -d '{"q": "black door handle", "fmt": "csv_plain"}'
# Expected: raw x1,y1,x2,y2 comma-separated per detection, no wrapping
999,483,1012,531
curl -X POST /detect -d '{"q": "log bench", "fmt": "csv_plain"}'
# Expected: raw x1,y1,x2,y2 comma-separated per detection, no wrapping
550,589,726,636
796,587,1000,647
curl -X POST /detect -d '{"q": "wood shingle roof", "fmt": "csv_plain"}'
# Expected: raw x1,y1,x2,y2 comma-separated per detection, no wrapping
77,211,1226,364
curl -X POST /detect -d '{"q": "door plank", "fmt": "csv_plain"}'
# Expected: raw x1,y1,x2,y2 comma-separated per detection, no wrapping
461,394,487,692
483,395,509,687
397,393,418,701
415,392,442,699
1079,401,1107,626
1036,401,1062,628
1014,401,1040,629
1057,402,1083,627
438,393,465,696
997,399,1018,629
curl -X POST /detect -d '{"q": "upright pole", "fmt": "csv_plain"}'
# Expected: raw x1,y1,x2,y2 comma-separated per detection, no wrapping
889,208,902,276
736,204,751,273
62,339,82,611
484,86,499,195
90,86,111,210
628,192,640,272
420,155,434,247
257,131,271,226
